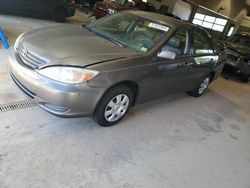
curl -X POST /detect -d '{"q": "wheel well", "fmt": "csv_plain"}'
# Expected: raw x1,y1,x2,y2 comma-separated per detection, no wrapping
103,81,139,106
52,6,67,15
51,6,67,22
121,81,139,105
93,81,139,115
210,71,216,81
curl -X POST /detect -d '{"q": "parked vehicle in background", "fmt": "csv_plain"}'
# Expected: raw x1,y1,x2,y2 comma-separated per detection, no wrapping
75,0,90,13
89,0,104,10
10,11,225,126
75,0,103,12
223,33,250,82
93,0,156,19
0,0,76,22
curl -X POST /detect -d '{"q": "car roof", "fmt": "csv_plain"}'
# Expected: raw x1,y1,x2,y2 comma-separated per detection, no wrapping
127,10,193,28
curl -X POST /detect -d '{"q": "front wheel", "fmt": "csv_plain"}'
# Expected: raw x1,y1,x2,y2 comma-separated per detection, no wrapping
240,73,250,83
52,7,66,22
190,75,211,97
94,86,133,127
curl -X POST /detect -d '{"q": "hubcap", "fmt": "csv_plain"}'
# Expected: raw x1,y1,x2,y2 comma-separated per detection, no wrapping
198,77,210,95
104,94,130,122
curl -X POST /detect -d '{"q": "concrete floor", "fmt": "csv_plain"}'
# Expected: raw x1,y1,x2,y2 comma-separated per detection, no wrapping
0,13,250,188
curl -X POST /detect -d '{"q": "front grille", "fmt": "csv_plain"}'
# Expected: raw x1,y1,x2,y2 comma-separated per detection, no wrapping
18,44,46,69
227,54,239,62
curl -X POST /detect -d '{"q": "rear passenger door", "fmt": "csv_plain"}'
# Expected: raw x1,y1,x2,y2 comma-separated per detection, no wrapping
188,29,219,88
143,28,193,100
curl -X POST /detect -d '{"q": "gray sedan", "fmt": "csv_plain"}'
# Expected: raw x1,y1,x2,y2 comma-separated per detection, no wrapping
9,11,224,126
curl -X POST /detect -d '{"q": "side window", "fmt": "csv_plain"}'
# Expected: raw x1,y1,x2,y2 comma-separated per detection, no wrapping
161,29,189,56
193,31,214,54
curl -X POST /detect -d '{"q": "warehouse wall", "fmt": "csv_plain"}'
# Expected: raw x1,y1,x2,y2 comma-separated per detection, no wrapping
188,0,250,27
189,0,248,18
149,0,250,27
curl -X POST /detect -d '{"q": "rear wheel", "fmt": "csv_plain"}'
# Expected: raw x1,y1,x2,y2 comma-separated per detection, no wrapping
190,75,211,97
52,7,66,22
240,73,250,83
94,86,133,127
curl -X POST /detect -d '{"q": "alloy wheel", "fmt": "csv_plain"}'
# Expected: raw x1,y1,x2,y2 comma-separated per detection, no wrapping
198,77,210,95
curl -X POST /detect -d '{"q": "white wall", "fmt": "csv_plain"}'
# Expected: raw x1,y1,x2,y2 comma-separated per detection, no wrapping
149,0,250,28
172,0,192,20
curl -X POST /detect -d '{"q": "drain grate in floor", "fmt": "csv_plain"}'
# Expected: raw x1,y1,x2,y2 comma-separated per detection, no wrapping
0,100,37,112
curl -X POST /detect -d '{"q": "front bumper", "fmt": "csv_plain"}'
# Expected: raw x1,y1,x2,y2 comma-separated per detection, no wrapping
9,47,105,117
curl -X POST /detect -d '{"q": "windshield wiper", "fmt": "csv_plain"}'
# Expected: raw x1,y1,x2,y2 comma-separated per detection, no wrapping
95,32,127,48
84,26,127,48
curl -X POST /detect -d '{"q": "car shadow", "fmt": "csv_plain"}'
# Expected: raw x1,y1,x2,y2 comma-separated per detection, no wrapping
132,92,188,113
129,75,243,119
23,81,246,143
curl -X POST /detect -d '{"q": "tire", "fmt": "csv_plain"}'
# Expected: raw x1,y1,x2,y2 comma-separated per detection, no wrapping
52,7,66,22
94,86,133,127
240,73,250,83
190,74,211,97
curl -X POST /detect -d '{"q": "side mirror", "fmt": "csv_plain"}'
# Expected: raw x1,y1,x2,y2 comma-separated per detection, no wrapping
157,50,176,60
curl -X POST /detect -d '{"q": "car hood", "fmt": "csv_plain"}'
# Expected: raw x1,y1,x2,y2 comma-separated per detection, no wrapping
225,42,250,56
19,25,138,68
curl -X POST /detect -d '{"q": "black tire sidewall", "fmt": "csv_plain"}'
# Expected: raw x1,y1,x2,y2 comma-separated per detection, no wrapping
52,7,66,22
192,75,211,97
240,73,250,83
95,86,133,127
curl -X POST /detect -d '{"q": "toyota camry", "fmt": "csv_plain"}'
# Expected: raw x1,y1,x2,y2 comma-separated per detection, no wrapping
9,11,225,126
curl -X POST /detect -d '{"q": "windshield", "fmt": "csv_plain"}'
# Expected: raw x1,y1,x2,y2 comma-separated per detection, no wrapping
85,13,169,53
227,35,250,47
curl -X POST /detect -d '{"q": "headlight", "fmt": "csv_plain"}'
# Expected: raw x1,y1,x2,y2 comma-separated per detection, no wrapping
38,66,99,84
14,33,25,51
108,8,116,14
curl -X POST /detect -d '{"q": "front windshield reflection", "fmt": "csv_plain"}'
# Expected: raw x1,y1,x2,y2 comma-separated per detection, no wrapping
86,13,169,53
